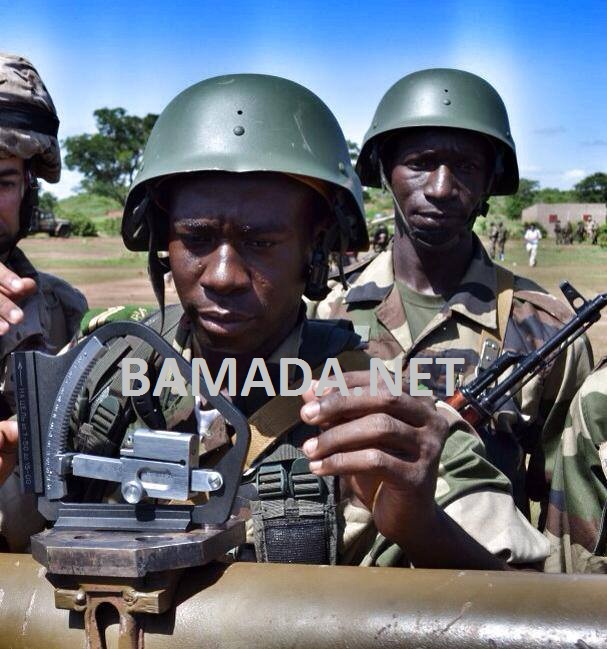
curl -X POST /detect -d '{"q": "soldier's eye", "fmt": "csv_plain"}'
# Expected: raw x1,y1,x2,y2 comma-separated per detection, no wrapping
245,240,275,249
181,232,214,246
458,161,479,172
407,158,433,171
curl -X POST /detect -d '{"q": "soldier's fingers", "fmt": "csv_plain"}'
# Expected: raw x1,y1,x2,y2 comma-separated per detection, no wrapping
302,414,419,460
0,276,36,300
308,448,404,482
340,371,374,388
16,277,36,297
0,295,23,328
0,264,24,293
301,380,332,404
301,371,389,405
0,420,18,450
0,421,18,485
300,382,430,428
0,261,37,294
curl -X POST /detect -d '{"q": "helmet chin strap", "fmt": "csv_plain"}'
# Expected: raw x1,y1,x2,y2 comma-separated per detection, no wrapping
378,160,492,253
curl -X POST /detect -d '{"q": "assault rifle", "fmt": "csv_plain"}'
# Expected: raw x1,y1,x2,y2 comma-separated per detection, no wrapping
447,281,607,425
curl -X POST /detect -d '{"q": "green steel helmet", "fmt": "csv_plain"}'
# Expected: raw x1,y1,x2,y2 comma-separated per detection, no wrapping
356,68,519,195
122,73,368,252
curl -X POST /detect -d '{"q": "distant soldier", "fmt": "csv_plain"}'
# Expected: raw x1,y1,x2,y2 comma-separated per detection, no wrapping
588,218,599,245
497,222,507,261
564,221,574,245
554,219,562,245
524,224,541,267
576,221,586,243
372,223,390,252
488,222,499,258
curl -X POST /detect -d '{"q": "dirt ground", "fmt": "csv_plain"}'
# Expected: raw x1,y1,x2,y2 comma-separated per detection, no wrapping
20,234,607,358
20,235,164,307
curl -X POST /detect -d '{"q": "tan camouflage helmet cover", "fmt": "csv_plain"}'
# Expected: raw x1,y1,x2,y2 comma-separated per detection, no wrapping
0,53,60,182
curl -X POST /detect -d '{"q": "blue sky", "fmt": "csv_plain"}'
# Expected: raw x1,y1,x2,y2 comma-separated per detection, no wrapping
1,0,606,198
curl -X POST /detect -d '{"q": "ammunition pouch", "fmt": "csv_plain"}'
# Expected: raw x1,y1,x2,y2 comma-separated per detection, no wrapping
251,457,337,564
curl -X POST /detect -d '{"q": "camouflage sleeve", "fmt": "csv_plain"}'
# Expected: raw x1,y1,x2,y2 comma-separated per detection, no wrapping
348,402,550,567
544,364,607,573
536,334,593,484
0,464,46,552
510,287,593,494
79,305,155,335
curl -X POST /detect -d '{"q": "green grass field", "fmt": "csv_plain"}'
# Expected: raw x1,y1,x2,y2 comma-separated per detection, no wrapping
19,233,607,357
488,238,607,359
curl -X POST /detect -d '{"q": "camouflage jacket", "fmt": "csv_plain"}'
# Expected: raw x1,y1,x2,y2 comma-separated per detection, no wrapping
0,246,87,414
1,305,549,564
168,311,549,566
312,238,592,518
544,359,607,573
0,246,87,551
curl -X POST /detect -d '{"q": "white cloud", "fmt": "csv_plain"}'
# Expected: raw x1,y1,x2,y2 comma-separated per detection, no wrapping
39,168,83,199
563,169,586,181
521,165,542,173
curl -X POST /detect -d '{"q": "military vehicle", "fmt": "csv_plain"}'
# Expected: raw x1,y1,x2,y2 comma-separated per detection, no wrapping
29,207,71,237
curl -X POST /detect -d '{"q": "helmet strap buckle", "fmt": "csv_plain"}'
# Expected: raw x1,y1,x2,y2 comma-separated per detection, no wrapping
17,165,38,244
304,223,341,300
305,244,330,301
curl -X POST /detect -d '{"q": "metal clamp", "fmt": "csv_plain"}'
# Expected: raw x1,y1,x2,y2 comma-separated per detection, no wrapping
68,428,223,503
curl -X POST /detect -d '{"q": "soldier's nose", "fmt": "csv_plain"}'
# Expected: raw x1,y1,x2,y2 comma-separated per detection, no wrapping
199,243,251,295
425,165,456,201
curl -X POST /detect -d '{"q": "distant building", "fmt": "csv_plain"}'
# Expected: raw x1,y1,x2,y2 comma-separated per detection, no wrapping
522,203,606,237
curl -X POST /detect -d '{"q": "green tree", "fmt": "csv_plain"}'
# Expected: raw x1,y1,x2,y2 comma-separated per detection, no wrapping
63,108,158,206
535,187,576,203
38,190,58,213
574,172,607,204
503,178,539,220
346,139,360,164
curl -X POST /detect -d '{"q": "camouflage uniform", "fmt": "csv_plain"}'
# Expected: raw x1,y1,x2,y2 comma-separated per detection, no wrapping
313,239,592,518
92,306,554,565
0,53,87,411
0,303,550,562
0,54,88,551
0,248,87,416
544,360,607,573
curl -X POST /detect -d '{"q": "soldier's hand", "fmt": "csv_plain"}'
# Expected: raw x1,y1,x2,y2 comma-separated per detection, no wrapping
300,371,449,547
0,263,36,335
0,420,18,486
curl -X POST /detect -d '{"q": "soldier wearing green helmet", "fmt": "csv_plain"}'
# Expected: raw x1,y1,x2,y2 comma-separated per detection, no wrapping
0,73,550,567
316,68,592,532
